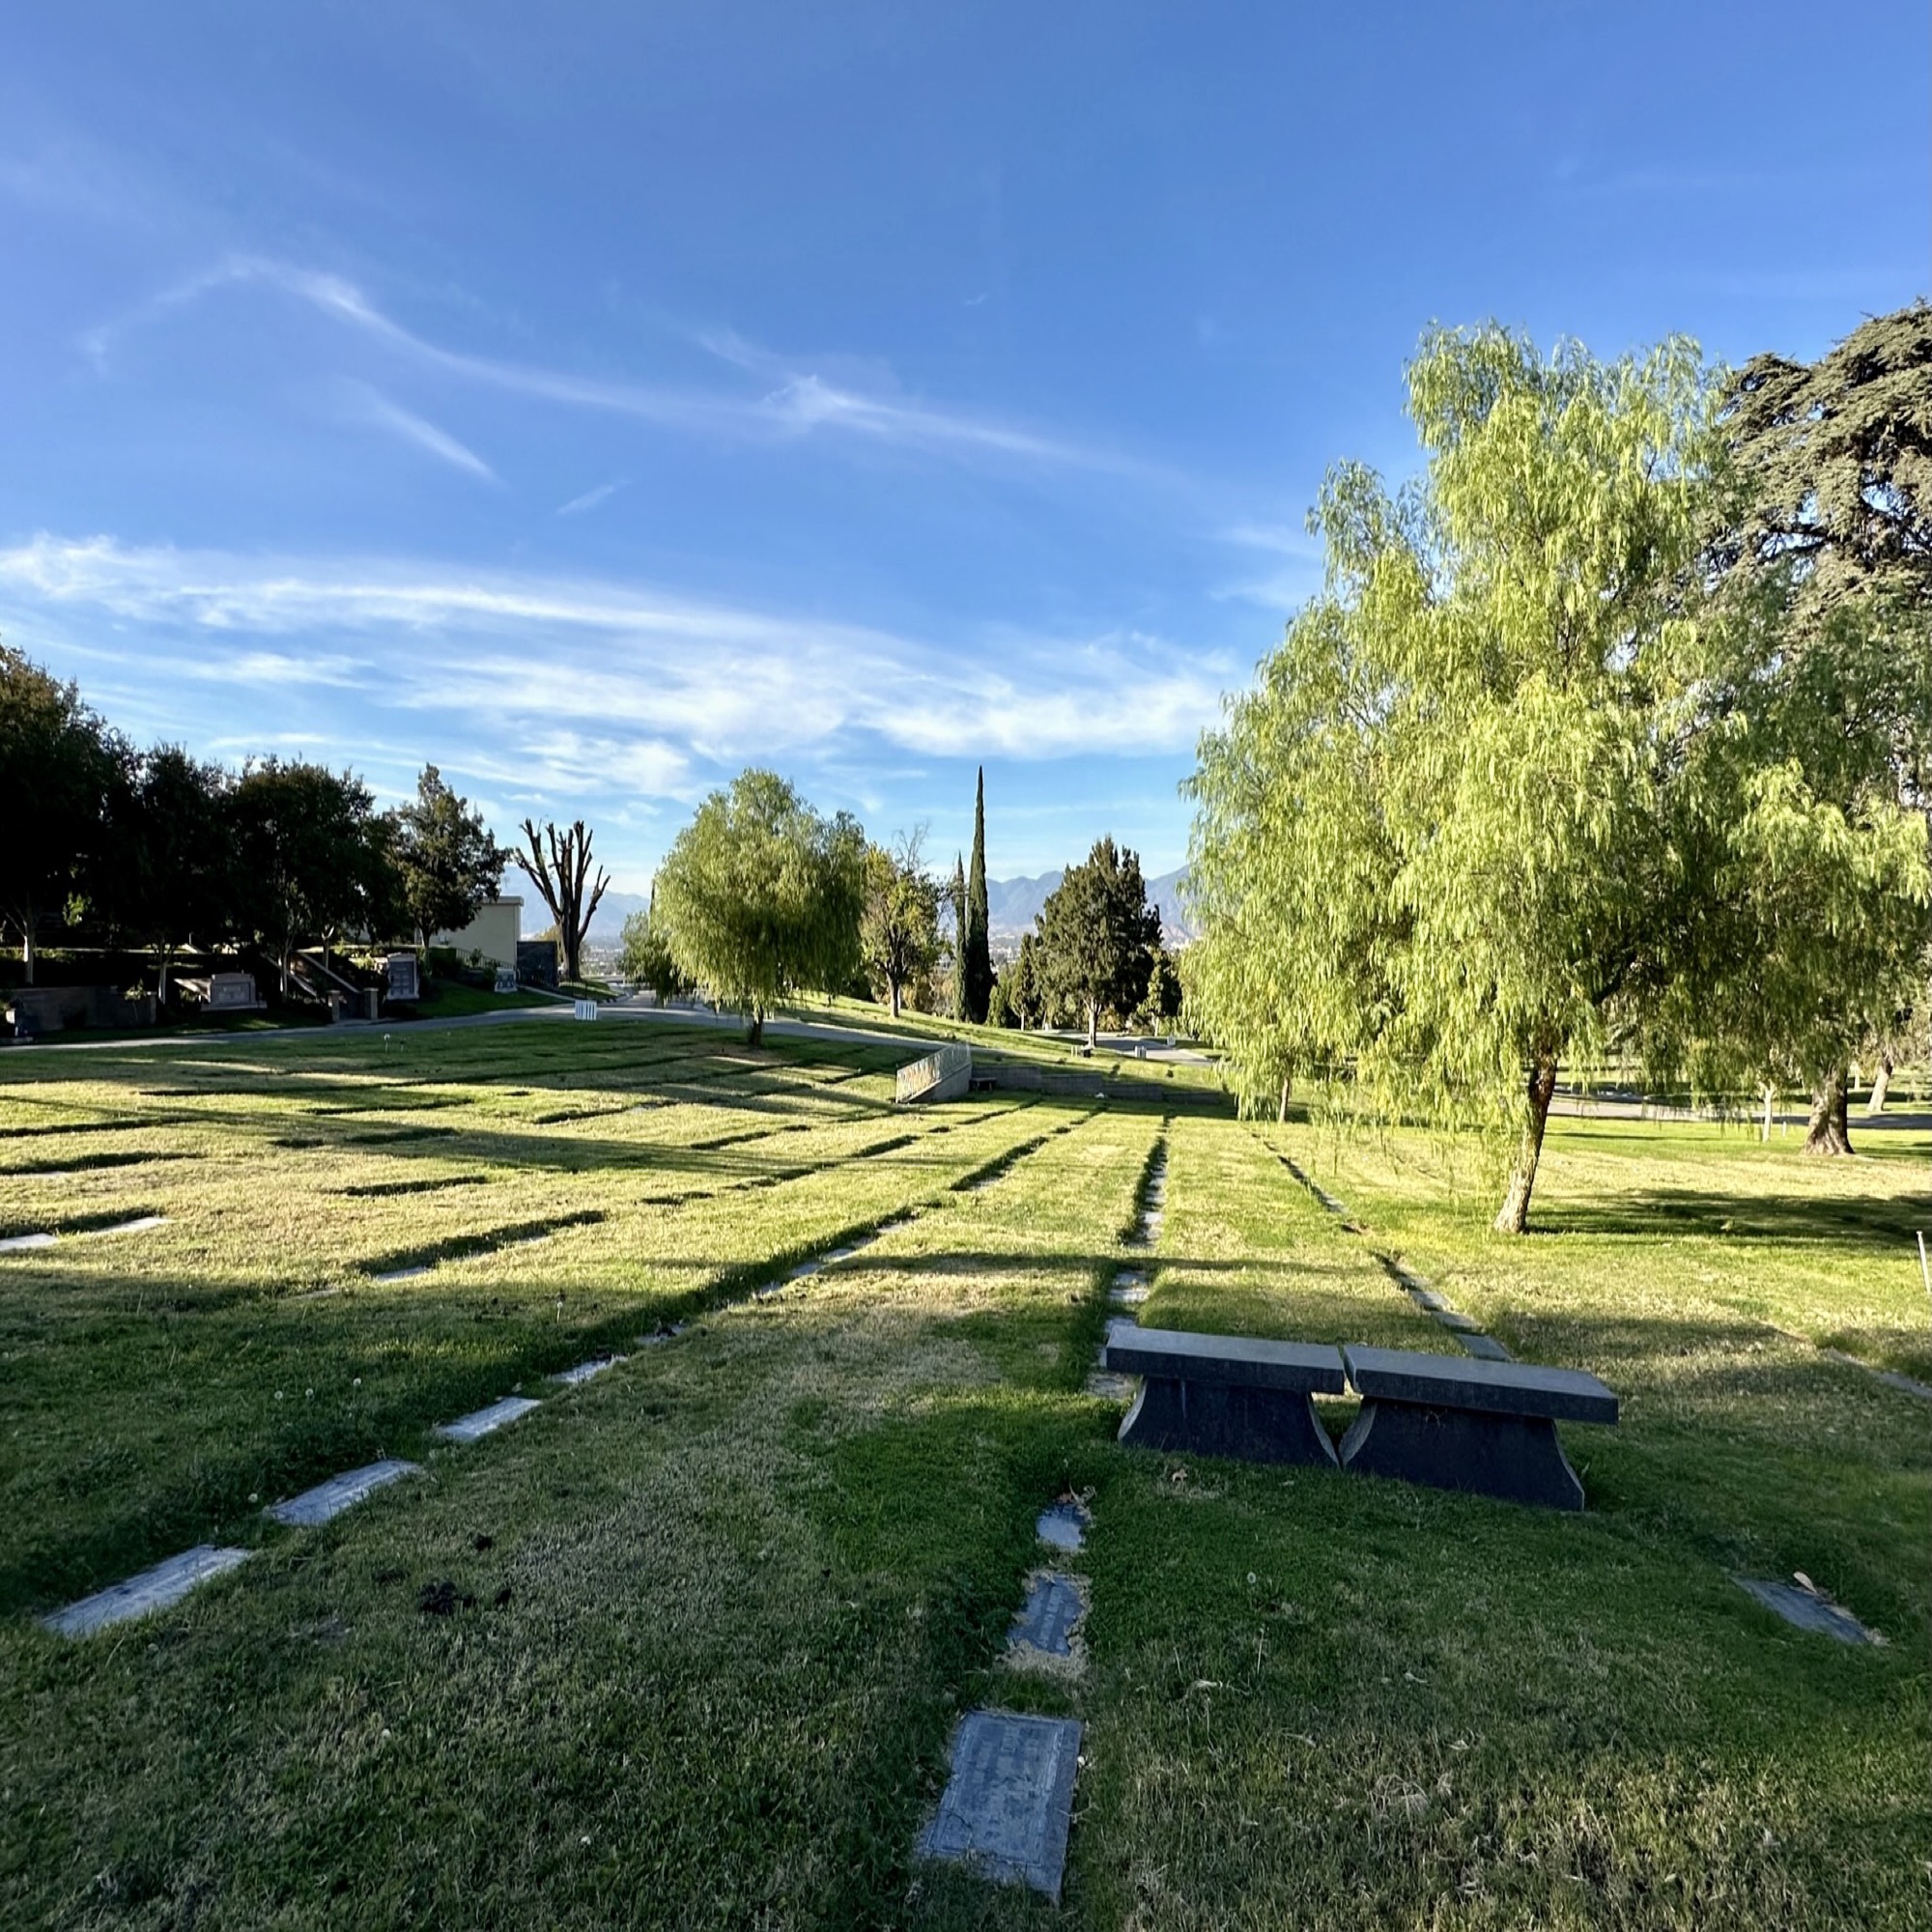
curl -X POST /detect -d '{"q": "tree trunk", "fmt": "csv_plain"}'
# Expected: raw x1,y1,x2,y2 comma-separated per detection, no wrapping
889,979,902,1019
746,1005,764,1048
1803,1067,1853,1154
1493,1055,1558,1236
1086,1001,1098,1050
1760,1085,1776,1143
1278,1078,1290,1124
1866,1056,1893,1117
21,912,35,985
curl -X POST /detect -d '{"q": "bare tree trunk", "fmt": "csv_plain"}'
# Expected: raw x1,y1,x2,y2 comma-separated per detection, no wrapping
1278,1078,1290,1124
21,914,35,985
746,1005,764,1048
1086,1001,1098,1050
1866,1056,1893,1117
1493,1055,1558,1236
889,979,902,1019
1761,1085,1776,1143
1803,1067,1854,1154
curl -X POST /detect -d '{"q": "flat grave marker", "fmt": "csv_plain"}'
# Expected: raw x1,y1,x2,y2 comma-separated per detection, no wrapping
269,1459,420,1526
1006,1571,1089,1672
1035,1501,1090,1552
44,1545,251,1637
435,1395,541,1443
917,1710,1084,1903
1737,1577,1883,1645
552,1355,626,1386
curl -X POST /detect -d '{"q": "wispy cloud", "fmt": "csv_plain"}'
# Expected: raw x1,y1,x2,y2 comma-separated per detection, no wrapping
83,254,1138,474
344,381,497,482
555,478,627,517
0,533,1227,766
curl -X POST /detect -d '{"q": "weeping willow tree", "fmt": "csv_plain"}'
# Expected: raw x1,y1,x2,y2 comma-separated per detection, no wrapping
1188,325,1926,1234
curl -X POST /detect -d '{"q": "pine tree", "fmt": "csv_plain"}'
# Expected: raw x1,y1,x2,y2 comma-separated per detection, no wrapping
964,766,992,1023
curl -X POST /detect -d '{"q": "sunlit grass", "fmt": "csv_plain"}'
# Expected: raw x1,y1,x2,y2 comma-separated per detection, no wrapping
1,1023,1923,1928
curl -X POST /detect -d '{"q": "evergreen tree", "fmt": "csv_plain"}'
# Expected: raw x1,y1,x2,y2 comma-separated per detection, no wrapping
1036,837,1160,1048
963,767,992,1022
394,765,507,951
947,852,967,1019
0,647,127,983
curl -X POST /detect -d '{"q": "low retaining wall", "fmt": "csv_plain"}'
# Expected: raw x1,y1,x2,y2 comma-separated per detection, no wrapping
896,1042,973,1105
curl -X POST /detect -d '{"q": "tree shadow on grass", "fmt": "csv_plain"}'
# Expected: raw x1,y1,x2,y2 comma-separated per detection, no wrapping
1536,1186,1921,1248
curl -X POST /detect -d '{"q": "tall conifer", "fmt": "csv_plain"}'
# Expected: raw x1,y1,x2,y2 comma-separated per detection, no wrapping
964,766,992,1023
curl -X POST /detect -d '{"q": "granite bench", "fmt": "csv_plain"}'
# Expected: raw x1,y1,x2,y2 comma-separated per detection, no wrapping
1099,1325,1346,1465
1338,1345,1618,1511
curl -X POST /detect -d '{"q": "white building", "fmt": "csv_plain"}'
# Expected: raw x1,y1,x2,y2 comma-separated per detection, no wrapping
431,896,523,969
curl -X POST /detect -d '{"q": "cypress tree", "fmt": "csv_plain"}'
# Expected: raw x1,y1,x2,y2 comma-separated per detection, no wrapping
964,766,992,1023
948,852,967,1019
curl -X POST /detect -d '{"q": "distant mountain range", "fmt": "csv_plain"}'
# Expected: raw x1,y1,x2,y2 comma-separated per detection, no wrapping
536,873,1196,946
983,867,1195,945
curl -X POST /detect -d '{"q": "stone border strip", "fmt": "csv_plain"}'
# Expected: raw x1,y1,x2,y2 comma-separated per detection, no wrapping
1268,1143,1513,1361
0,1214,169,1256
1818,1347,1932,1404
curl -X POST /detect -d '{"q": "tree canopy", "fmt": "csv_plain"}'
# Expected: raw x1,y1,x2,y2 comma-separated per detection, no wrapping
107,746,232,1000
1186,323,1931,1231
232,760,391,993
1035,836,1160,1048
0,647,126,983
653,769,866,1044
860,830,940,1019
394,765,507,949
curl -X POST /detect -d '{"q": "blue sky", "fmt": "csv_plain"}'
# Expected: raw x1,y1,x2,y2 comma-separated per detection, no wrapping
1,4,1923,896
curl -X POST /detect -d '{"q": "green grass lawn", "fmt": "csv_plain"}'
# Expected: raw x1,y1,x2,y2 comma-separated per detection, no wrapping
2,1025,1925,1928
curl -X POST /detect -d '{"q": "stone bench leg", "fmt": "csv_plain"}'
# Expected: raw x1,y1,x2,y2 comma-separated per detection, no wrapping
1118,1378,1339,1466
1338,1400,1584,1510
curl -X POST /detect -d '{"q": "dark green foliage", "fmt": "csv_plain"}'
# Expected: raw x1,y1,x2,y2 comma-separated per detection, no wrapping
1035,836,1161,1047
104,747,233,1003
1706,302,1932,1148
231,760,393,994
1716,300,1931,617
393,765,507,949
946,852,967,1019
617,898,693,1003
0,646,127,982
963,768,992,1024
1008,929,1044,1029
